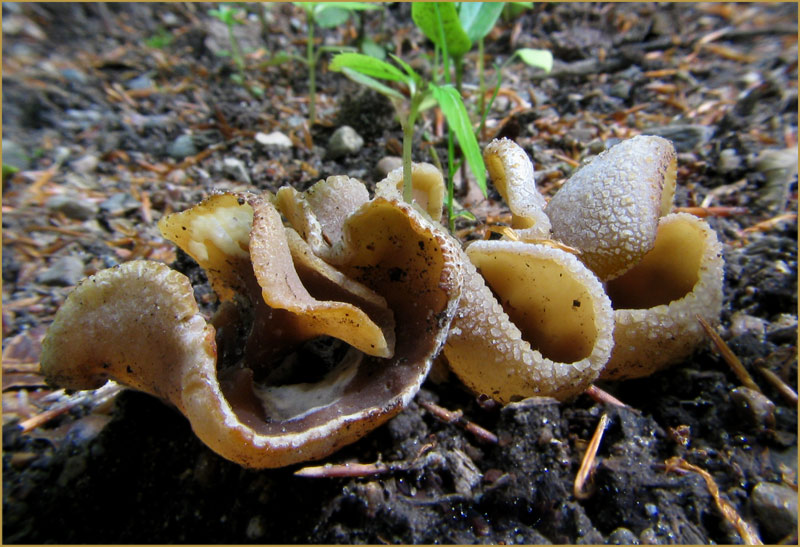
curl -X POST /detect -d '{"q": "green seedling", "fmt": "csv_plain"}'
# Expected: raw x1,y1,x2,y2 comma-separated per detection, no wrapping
330,51,486,231
412,3,551,220
476,48,553,139
208,5,264,97
412,2,498,230
3,164,20,182
209,5,246,74
293,2,381,125
502,1,534,22
145,27,173,50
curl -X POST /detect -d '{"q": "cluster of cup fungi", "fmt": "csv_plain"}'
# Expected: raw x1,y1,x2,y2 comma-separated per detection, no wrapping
41,135,723,468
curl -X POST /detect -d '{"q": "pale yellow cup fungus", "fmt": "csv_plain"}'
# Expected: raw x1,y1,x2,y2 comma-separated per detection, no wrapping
443,240,615,403
41,133,726,468
546,135,677,281
41,188,463,468
483,137,552,240
373,158,615,402
601,212,725,380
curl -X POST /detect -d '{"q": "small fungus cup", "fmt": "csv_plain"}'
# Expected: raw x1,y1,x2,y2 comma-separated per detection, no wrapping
443,240,615,403
600,212,725,380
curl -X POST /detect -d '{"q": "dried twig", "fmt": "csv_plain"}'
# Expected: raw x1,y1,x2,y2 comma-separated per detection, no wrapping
756,367,798,406
584,384,635,411
697,315,762,393
418,400,498,444
664,457,763,545
573,413,609,500
295,439,436,478
18,382,124,434
740,213,797,235
674,206,748,218
294,461,395,478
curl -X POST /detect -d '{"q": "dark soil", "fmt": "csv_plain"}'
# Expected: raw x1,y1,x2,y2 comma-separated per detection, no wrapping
2,3,797,544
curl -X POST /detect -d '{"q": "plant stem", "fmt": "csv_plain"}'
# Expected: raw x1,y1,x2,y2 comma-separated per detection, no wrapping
478,37,485,122
228,23,245,76
476,64,505,141
446,131,456,232
402,93,424,203
307,14,317,125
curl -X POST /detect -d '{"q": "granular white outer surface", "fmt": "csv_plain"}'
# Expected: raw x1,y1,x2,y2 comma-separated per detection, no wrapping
444,240,614,403
484,138,552,240
546,135,676,280
600,213,725,380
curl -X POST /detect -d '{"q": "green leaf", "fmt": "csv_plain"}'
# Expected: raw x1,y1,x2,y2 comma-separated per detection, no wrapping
3,164,20,180
430,84,486,195
515,48,553,73
453,209,477,221
387,53,421,88
320,2,382,11
361,39,386,60
330,53,409,84
209,5,242,26
314,6,351,28
412,3,471,58
457,2,505,42
503,2,533,20
314,2,381,26
292,2,316,15
340,68,406,102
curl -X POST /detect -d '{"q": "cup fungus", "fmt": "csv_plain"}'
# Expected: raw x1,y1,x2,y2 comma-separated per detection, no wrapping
483,137,552,240
541,136,724,380
374,162,446,221
41,188,463,468
274,175,370,261
545,135,677,280
371,157,615,402
40,134,726,468
600,212,724,380
443,240,615,403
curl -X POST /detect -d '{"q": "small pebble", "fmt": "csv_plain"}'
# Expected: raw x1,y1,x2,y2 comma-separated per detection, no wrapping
608,527,639,545
730,386,776,430
168,134,197,159
126,74,155,90
46,194,98,220
586,138,607,155
2,139,30,170
100,193,141,216
61,67,88,85
37,256,85,286
222,157,251,184
327,125,364,159
750,481,798,540
159,11,179,26
717,148,742,174
644,503,659,518
729,311,767,341
70,154,99,174
60,109,105,131
375,156,403,178
255,131,293,149
609,81,632,100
